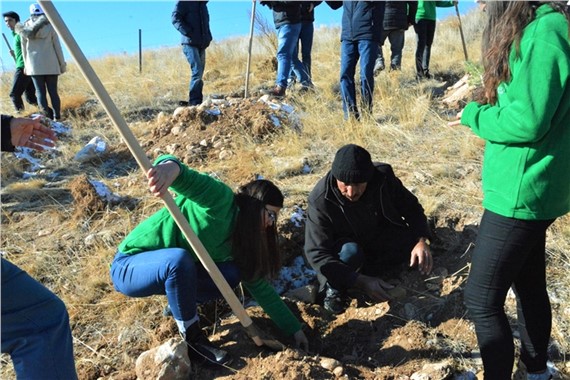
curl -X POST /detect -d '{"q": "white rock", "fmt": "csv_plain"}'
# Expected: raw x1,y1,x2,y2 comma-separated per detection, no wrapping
74,136,107,163
135,338,191,380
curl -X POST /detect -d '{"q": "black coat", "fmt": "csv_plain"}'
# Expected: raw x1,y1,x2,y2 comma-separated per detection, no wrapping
383,1,418,30
304,163,431,291
1,115,15,152
171,1,212,49
326,1,385,42
261,1,303,27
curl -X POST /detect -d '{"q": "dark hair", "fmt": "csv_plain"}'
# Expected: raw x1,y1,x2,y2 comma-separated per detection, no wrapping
2,11,20,23
232,179,284,281
482,1,570,104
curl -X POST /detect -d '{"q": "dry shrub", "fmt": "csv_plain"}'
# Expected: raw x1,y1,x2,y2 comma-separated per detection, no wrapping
69,174,106,219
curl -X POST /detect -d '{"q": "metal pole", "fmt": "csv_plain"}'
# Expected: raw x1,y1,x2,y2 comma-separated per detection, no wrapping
138,29,142,74
244,0,257,98
38,0,278,349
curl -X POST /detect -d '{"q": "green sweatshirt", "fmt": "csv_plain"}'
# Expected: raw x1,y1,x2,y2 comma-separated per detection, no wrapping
118,155,301,335
416,1,455,21
461,5,570,220
12,31,25,70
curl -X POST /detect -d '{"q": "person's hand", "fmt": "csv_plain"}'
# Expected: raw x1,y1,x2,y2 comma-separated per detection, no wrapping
447,109,464,127
410,239,433,275
293,329,309,351
10,116,57,151
354,274,393,303
147,160,180,197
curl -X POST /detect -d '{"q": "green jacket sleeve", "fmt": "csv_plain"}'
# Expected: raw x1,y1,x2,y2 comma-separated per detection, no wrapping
461,36,569,144
243,278,302,336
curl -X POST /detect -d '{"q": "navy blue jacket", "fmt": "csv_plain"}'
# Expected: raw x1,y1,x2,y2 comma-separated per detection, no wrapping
327,1,385,42
172,1,212,49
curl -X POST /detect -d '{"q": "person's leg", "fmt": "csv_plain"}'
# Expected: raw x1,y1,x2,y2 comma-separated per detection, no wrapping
298,21,314,86
374,30,388,74
339,40,359,119
422,20,436,78
276,23,302,89
358,39,377,115
289,41,301,85
45,75,61,120
1,258,77,379
182,45,206,105
414,19,428,78
512,221,554,375
31,75,53,119
24,73,38,106
195,261,241,303
10,68,28,111
388,29,405,70
464,210,554,379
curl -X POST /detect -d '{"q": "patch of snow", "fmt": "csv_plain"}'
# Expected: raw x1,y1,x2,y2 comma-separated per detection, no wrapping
272,256,316,295
290,206,305,228
74,136,107,163
88,179,121,203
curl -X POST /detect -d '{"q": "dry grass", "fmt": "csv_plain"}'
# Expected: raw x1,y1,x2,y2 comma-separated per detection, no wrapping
1,8,569,378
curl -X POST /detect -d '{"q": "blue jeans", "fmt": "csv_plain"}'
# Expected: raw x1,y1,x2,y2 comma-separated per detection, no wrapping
111,249,240,324
31,75,60,119
464,210,555,379
377,29,406,69
182,45,206,105
290,21,314,86
276,22,304,88
414,19,436,77
1,258,77,379
339,39,378,120
10,68,37,111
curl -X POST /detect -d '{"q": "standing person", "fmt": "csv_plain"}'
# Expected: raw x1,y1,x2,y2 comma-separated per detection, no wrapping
17,3,66,121
3,11,38,112
111,155,309,366
449,2,570,379
1,114,78,380
289,1,321,91
304,144,433,314
172,1,212,107
260,1,309,97
327,1,385,120
374,1,418,74
414,0,456,80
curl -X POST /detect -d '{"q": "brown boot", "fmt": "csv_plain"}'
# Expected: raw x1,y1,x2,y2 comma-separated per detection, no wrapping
264,85,286,98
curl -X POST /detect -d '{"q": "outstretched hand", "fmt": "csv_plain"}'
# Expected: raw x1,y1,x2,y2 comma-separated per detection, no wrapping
354,274,394,303
10,116,57,151
448,109,464,127
293,329,309,351
410,239,433,275
147,160,180,197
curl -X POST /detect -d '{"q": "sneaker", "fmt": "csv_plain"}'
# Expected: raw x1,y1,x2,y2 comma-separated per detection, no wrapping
323,284,347,314
184,322,231,366
373,60,385,76
263,85,286,98
178,100,190,106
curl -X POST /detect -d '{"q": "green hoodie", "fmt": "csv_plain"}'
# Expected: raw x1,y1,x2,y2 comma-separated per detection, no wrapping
118,155,302,335
416,1,455,21
461,5,570,220
11,31,25,70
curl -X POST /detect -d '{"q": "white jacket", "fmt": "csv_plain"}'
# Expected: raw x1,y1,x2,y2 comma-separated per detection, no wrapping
17,15,66,76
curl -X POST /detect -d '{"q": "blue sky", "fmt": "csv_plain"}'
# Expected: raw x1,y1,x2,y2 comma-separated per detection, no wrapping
1,1,475,72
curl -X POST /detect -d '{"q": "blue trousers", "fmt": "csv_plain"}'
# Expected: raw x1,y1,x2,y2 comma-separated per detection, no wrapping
1,258,77,379
339,39,377,120
31,75,60,120
182,45,206,105
464,210,555,378
276,22,307,88
290,21,314,86
111,249,240,324
378,29,406,69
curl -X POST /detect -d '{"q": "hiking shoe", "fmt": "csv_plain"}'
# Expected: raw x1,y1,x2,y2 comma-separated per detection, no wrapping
178,100,190,106
263,85,286,98
184,322,231,367
373,60,385,76
323,285,346,314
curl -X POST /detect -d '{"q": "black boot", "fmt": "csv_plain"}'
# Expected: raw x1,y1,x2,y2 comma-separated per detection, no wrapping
184,322,231,366
323,284,347,314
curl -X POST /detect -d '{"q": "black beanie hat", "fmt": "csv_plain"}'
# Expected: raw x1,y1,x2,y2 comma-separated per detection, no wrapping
331,144,375,184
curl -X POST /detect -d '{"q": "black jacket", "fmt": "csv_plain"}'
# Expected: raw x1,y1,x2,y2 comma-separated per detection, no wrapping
383,1,418,30
326,1,385,42
300,2,322,23
261,1,303,27
172,1,212,49
304,163,431,291
1,115,15,152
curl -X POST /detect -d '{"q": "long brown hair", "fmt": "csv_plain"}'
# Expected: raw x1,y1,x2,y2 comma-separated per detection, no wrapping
232,179,284,282
482,1,570,104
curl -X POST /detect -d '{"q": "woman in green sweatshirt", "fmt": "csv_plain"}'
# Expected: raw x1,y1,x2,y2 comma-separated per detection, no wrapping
450,2,570,379
111,155,308,366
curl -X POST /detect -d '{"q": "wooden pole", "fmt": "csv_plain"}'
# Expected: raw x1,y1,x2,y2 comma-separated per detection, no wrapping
38,0,277,349
455,3,469,61
2,33,15,62
244,0,257,98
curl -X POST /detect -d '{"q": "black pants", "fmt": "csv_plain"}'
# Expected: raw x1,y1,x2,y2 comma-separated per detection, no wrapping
414,19,436,77
10,68,37,111
464,209,555,379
